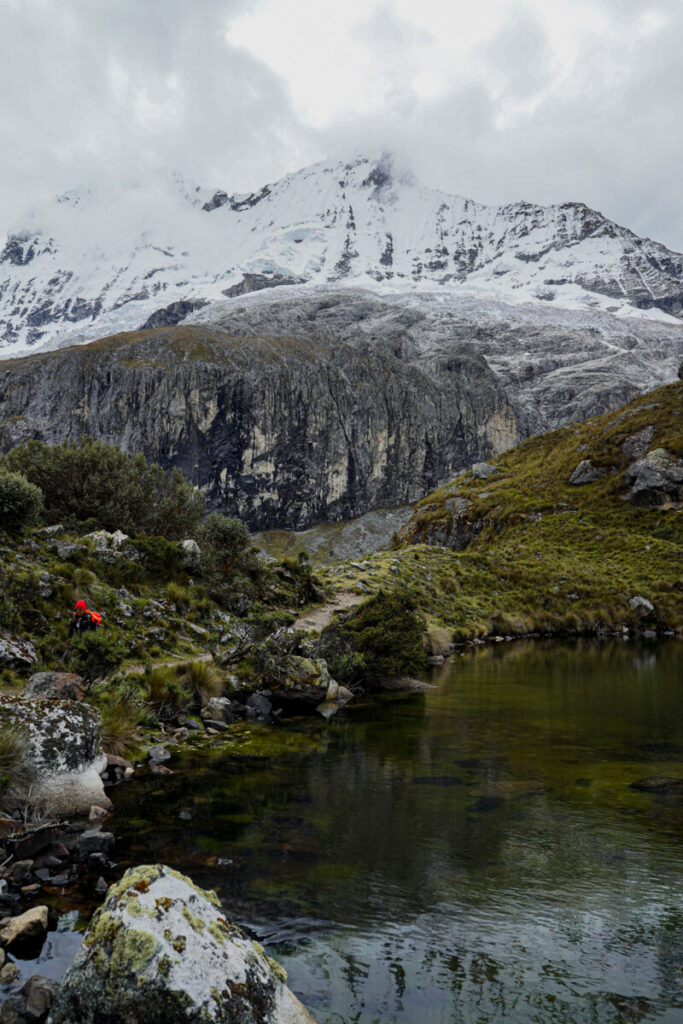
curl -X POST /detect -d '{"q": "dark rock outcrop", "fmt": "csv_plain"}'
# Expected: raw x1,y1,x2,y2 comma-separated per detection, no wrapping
140,300,208,330
568,460,606,485
625,448,683,507
221,273,306,298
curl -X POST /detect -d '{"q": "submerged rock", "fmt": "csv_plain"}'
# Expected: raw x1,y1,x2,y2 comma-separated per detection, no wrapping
1,974,60,1023
629,777,683,795
0,695,110,816
47,864,318,1024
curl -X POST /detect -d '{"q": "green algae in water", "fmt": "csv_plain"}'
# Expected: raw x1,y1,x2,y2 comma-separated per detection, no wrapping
105,642,683,1022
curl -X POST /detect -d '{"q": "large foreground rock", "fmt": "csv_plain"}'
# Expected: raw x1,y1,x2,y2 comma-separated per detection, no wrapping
48,864,318,1024
0,695,110,815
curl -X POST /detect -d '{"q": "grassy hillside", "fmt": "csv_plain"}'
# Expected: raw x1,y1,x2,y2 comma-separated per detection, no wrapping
314,381,682,640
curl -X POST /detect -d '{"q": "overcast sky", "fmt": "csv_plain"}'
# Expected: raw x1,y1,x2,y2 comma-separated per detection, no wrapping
2,0,682,250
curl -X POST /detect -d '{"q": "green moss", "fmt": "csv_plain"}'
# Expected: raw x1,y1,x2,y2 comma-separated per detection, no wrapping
267,956,288,984
83,910,122,949
109,927,160,975
157,955,174,978
181,906,206,933
208,920,229,945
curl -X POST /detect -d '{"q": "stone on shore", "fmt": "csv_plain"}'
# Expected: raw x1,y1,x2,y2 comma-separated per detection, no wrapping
0,907,48,951
47,864,319,1024
0,696,111,816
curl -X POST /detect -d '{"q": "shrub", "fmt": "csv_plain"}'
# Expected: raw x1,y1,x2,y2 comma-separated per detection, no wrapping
341,588,428,682
177,660,224,704
249,605,296,640
69,630,126,682
128,536,187,582
2,438,204,538
278,552,321,605
198,513,263,607
0,468,43,533
166,582,190,610
0,565,40,631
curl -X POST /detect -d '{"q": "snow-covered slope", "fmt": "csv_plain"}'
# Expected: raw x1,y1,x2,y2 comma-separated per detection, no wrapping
2,154,683,356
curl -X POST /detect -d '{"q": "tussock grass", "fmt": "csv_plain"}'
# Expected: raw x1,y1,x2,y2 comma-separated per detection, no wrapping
0,722,33,799
99,700,144,757
143,659,224,719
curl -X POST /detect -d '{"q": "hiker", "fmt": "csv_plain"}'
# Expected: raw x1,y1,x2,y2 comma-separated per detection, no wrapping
68,599,101,638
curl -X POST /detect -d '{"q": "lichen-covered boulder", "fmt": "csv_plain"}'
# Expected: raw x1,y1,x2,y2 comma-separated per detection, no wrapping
625,447,683,507
47,864,318,1024
25,671,87,701
270,656,336,705
0,631,37,671
0,695,111,815
568,459,606,485
83,530,129,549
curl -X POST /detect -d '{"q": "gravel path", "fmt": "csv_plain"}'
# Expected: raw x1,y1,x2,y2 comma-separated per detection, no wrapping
294,592,365,634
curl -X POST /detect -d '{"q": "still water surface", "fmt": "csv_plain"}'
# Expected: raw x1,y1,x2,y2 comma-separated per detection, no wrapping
35,641,683,1022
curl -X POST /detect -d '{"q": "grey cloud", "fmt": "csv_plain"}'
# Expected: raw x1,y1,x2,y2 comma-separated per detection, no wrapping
2,0,683,256
0,0,311,227
320,3,683,252
483,12,555,98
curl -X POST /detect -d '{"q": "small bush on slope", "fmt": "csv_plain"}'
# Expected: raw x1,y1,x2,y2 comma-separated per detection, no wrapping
2,437,204,538
0,468,43,533
339,588,428,682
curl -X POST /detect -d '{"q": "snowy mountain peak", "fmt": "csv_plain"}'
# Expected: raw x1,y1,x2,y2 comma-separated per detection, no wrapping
1,154,682,355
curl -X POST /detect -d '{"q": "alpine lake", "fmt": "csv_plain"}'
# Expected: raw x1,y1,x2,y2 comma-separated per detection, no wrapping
15,639,683,1024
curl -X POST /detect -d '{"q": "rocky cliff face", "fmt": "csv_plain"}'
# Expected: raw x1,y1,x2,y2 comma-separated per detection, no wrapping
185,289,683,435
0,321,518,530
1,288,681,530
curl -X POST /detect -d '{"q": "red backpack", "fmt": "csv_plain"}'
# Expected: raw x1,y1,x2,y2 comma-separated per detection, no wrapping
89,610,102,627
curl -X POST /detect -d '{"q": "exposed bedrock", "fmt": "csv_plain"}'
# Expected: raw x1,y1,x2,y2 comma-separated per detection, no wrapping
0,324,518,531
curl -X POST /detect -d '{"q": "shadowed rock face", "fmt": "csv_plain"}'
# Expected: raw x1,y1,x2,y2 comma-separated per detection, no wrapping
0,323,518,531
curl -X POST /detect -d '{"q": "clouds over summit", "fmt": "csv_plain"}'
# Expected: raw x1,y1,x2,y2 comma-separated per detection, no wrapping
2,0,683,250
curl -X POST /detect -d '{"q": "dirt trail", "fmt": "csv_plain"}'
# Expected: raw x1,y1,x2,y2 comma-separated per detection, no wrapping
294,592,365,634
125,651,213,675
